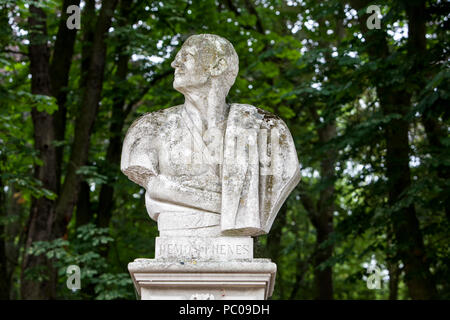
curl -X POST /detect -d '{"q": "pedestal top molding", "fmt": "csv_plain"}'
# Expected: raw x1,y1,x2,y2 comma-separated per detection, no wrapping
129,258,276,273
121,34,300,300
128,259,277,300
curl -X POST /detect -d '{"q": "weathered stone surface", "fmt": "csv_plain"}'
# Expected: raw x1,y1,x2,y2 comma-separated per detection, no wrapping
156,210,222,237
121,34,301,237
128,259,277,300
155,236,253,261
121,34,300,300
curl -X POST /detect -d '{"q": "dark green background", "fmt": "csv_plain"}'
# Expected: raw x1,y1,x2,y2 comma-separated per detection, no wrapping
0,0,448,300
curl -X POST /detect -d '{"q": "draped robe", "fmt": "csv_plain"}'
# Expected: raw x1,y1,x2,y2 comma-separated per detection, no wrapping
121,104,300,236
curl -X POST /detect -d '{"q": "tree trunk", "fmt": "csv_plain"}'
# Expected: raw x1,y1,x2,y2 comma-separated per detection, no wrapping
75,181,92,228
313,122,336,300
73,0,96,231
387,260,400,300
50,0,81,193
97,0,133,229
54,0,119,239
21,5,57,299
381,88,436,299
386,227,400,300
350,0,437,299
80,0,96,86
21,1,81,299
73,0,97,232
406,0,450,221
299,12,343,300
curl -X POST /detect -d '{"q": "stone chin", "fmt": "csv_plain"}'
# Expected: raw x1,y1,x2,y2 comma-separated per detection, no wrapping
172,77,185,92
173,74,210,93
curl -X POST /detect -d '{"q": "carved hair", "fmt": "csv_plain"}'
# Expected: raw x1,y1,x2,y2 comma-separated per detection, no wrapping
183,34,239,89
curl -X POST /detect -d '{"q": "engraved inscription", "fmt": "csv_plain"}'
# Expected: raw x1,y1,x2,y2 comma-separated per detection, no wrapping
158,243,251,259
155,236,254,261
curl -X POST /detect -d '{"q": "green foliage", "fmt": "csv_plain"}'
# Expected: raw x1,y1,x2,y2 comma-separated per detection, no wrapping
27,224,133,300
76,166,109,186
0,0,448,300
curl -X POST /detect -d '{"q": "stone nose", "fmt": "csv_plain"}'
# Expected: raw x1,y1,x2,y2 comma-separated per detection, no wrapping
171,58,180,69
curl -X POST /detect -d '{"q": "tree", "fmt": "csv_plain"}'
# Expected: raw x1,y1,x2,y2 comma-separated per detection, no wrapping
0,0,448,300
21,0,118,299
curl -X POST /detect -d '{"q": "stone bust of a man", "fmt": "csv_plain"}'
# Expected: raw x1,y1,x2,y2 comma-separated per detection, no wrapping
121,34,300,237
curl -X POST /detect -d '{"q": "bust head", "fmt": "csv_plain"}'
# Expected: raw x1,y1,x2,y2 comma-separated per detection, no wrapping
171,34,239,95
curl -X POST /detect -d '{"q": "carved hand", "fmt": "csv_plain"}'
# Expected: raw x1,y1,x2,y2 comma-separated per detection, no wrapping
146,174,221,214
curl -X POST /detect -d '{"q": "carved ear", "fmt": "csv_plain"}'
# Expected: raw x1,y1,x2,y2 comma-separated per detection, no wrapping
210,58,227,76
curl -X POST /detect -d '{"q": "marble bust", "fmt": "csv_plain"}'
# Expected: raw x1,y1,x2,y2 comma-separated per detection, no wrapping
121,34,300,238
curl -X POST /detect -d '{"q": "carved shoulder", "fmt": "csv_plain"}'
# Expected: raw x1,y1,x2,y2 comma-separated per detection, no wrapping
121,105,183,186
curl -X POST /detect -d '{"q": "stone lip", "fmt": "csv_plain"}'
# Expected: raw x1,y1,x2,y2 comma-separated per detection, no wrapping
128,258,277,300
129,258,276,273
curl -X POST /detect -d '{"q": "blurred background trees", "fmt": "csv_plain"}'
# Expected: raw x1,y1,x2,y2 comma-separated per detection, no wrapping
0,0,448,299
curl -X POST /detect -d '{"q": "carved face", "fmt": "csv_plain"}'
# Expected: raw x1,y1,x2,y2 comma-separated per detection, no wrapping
171,44,210,92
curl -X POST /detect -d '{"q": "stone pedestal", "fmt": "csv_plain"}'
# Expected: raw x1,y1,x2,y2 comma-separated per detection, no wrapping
128,236,277,300
129,258,276,300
